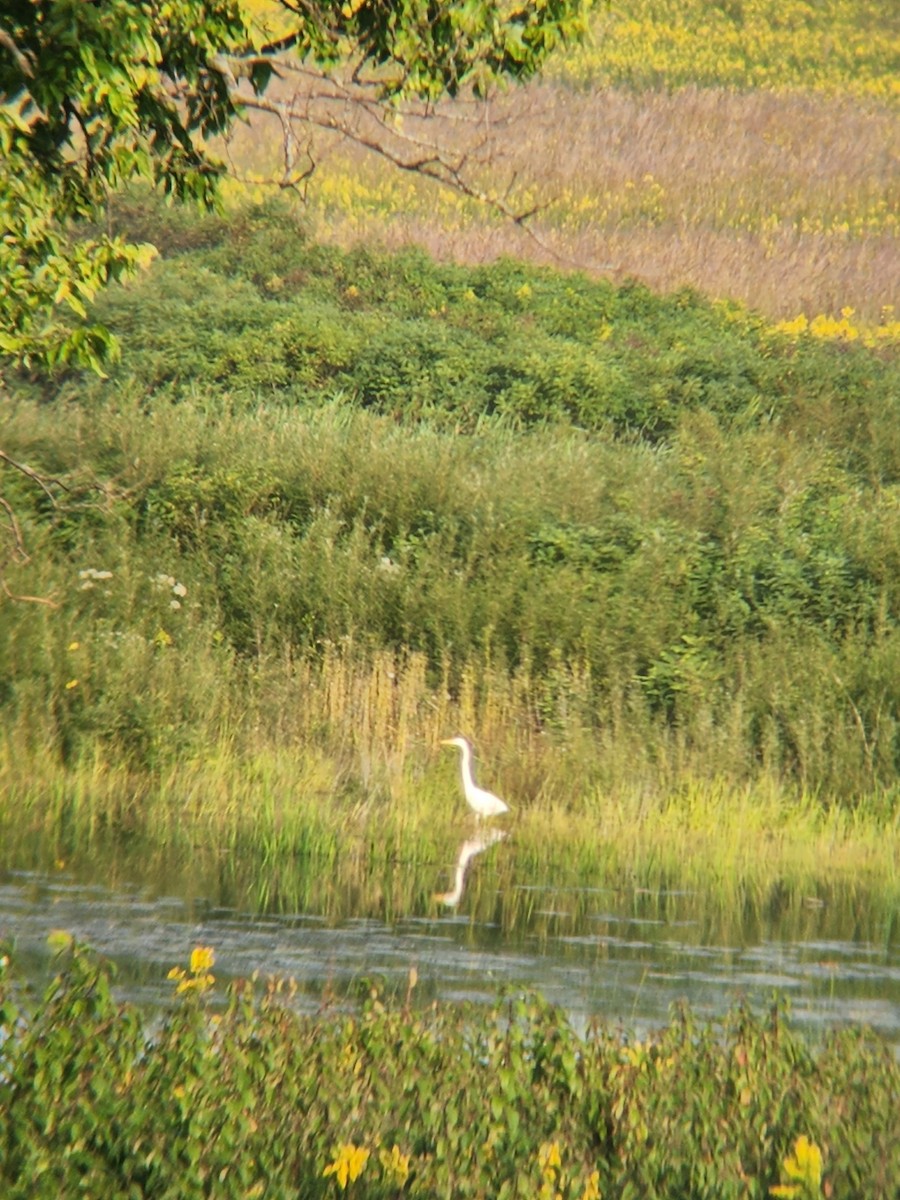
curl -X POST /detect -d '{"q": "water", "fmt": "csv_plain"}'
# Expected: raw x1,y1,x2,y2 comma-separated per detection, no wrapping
2,830,898,1045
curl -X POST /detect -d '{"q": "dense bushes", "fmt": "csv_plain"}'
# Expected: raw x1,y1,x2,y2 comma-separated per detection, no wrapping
1,943,897,1199
3,200,900,795
84,197,898,442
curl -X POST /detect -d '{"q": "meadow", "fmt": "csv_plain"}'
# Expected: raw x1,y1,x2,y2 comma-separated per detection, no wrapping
227,0,899,324
1,4,898,1193
3,197,899,906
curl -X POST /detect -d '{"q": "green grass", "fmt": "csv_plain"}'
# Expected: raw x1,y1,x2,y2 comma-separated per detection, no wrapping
2,201,899,899
3,744,896,930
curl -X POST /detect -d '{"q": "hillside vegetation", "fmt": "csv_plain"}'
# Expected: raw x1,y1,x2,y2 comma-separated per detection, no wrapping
2,0,898,874
3,199,899,831
2,8,898,1195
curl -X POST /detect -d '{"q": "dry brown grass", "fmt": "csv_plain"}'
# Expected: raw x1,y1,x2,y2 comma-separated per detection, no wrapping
222,81,898,322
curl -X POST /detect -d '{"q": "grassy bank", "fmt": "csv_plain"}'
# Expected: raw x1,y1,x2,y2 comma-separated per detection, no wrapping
3,746,897,931
2,204,900,885
1,941,897,1199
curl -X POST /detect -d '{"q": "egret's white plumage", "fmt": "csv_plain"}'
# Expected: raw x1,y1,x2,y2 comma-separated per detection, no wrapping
441,736,510,819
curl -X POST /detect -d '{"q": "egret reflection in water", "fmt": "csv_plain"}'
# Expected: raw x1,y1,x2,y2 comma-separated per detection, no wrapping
434,828,508,908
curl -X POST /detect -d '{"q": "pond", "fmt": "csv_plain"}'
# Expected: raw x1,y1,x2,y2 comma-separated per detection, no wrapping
1,826,898,1045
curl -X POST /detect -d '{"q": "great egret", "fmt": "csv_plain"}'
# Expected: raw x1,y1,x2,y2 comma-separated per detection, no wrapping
440,736,510,819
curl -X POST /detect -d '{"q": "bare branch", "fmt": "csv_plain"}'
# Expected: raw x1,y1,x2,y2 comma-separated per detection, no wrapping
0,453,68,607
0,25,35,80
0,450,70,503
1,579,59,607
203,48,624,276
0,496,28,562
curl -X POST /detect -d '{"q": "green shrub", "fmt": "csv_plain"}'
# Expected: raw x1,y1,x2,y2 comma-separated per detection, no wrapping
1,943,897,1199
4,205,900,795
80,202,900,443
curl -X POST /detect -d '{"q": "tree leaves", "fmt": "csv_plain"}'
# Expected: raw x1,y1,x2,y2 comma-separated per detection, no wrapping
0,0,594,377
0,0,247,375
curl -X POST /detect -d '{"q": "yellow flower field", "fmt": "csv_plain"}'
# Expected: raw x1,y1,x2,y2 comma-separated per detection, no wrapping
559,0,899,99
219,3,897,323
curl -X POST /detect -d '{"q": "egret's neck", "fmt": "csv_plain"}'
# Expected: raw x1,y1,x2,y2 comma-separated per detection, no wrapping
459,742,475,787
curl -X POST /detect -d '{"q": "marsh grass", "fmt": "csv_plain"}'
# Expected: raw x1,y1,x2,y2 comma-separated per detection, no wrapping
3,674,896,932
558,0,900,99
220,71,898,321
3,204,899,915
5,326,900,808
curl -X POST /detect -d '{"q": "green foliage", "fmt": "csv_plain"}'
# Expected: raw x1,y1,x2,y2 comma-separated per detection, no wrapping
0,943,897,1199
283,0,596,101
0,0,593,376
0,0,248,373
84,199,900,443
3,208,900,796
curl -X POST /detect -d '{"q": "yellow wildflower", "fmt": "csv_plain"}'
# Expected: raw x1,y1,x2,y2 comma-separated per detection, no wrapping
539,1141,562,1174
190,946,215,974
378,1143,410,1185
168,946,216,995
581,1169,602,1200
324,1144,370,1190
770,1134,823,1198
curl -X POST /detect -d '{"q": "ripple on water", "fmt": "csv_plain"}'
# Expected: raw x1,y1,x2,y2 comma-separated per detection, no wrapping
0,868,896,1046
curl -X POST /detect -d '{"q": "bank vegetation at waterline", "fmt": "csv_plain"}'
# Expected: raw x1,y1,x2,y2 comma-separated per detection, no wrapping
0,940,897,1199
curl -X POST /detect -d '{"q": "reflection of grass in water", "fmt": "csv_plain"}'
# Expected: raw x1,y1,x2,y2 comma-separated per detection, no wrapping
4,759,894,944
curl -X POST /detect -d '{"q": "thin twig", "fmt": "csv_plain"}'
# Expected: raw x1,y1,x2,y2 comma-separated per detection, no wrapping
1,579,59,608
832,672,879,783
0,450,70,502
201,48,628,277
0,496,28,561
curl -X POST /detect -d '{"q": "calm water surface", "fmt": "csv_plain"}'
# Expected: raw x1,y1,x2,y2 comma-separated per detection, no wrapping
1,829,897,1045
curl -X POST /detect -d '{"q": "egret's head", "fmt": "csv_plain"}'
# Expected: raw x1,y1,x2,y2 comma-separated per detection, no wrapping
441,736,469,751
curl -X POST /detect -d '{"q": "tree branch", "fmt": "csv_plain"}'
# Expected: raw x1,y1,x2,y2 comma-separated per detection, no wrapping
1,578,59,607
0,450,70,503
0,25,35,80
224,65,606,268
0,496,27,561
0,451,67,607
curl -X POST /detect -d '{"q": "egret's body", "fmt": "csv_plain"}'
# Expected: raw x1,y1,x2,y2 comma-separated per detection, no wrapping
441,736,510,819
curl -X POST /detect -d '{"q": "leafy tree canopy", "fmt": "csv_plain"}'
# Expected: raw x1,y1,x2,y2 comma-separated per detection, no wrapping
0,0,594,377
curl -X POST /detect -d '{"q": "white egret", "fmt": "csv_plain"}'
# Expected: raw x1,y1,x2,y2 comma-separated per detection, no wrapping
440,736,510,819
